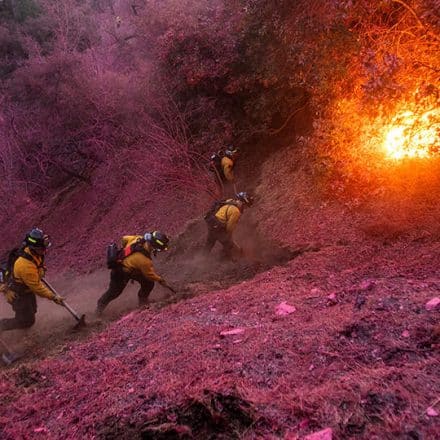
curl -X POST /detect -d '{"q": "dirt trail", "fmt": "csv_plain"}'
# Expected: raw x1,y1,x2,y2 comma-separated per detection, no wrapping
0,215,317,365
160,216,319,295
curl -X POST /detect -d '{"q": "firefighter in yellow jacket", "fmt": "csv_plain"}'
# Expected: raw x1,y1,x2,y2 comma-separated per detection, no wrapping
96,231,172,315
0,228,63,332
211,147,239,197
204,192,254,259
221,148,238,183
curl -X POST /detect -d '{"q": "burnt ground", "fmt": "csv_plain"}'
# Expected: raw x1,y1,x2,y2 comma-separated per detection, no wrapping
0,236,439,439
159,215,322,296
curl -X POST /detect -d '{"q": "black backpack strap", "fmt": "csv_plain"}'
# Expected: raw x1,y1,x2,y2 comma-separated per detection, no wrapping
19,251,45,269
8,253,32,293
139,248,152,259
123,238,152,260
134,239,151,259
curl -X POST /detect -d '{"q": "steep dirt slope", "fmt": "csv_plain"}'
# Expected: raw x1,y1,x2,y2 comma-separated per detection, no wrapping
1,136,439,439
0,239,439,439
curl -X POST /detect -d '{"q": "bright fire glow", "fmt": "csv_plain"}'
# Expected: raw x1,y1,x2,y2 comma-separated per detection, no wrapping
382,109,439,160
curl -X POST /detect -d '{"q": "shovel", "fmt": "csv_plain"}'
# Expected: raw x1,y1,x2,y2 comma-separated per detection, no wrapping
42,279,86,330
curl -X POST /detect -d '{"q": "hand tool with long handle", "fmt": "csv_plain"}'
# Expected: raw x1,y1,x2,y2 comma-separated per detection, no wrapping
164,284,177,295
213,167,225,197
160,281,177,295
42,279,86,329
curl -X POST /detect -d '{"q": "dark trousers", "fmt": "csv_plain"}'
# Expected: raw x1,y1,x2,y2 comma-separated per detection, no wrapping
0,293,37,331
97,267,155,313
204,223,240,259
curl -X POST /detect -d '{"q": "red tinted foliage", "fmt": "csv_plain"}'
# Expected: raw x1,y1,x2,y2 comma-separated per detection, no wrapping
0,239,439,438
0,0,438,265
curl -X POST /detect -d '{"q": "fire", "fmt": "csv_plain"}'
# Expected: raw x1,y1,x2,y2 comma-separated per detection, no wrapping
382,109,439,160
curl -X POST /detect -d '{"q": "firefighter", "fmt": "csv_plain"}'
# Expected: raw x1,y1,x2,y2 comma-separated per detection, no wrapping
0,228,64,333
221,147,239,184
204,191,254,260
96,231,173,315
211,147,240,197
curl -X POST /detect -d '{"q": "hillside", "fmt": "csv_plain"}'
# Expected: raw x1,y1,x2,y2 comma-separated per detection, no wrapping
1,135,439,439
0,1,439,439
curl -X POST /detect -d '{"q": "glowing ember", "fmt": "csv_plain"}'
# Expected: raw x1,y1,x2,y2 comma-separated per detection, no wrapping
383,109,439,160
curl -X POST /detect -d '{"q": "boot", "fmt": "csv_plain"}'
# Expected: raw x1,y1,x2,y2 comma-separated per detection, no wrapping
0,331,21,365
2,352,21,365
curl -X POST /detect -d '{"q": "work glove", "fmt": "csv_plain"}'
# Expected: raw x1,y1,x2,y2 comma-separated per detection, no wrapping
52,294,65,305
4,290,16,304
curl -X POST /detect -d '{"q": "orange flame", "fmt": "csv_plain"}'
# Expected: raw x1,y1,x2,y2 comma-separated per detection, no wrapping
382,109,439,160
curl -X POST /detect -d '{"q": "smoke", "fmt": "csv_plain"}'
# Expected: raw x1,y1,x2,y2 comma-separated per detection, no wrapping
0,269,170,356
0,211,303,359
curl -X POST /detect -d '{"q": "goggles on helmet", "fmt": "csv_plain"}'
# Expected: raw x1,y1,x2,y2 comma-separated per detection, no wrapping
236,192,254,206
144,231,169,252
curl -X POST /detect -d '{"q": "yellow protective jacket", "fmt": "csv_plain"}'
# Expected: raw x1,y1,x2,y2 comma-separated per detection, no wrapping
215,202,242,233
12,248,54,299
120,235,163,282
221,156,235,182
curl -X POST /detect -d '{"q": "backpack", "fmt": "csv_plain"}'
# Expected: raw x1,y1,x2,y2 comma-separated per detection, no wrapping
209,150,226,180
0,264,6,284
106,238,151,269
0,247,37,287
106,242,121,269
